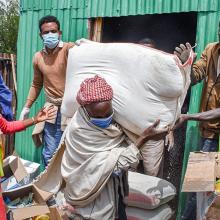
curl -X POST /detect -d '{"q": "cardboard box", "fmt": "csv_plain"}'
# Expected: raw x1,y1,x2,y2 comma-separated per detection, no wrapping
1,156,28,191
182,152,220,220
182,152,220,192
1,156,40,191
19,157,41,188
48,207,69,220
3,184,53,220
20,157,40,181
3,156,27,183
1,175,19,191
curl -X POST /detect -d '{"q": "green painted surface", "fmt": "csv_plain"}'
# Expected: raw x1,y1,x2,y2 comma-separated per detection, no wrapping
16,1,220,217
20,0,220,15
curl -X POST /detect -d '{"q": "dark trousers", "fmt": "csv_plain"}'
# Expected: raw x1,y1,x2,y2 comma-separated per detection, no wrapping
115,184,127,220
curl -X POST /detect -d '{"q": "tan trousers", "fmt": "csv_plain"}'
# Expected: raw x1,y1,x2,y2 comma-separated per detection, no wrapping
140,139,164,177
122,128,164,177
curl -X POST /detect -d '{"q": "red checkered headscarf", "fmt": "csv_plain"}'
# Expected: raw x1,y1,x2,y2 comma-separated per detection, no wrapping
76,75,113,106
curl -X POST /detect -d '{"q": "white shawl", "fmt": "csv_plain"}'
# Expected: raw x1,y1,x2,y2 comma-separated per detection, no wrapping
61,107,128,207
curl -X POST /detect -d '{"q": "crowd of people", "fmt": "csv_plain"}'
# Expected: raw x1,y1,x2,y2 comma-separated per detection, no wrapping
0,15,220,220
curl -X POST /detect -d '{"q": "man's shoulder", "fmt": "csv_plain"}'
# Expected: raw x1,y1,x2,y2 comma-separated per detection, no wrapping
205,42,219,51
34,50,44,57
63,42,75,49
33,51,43,62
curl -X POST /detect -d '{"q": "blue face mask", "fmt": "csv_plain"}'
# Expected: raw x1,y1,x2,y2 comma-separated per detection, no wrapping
90,113,114,129
42,32,59,49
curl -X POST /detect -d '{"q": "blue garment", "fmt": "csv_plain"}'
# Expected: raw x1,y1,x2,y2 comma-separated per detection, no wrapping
181,192,196,220
42,109,63,167
181,137,218,219
200,137,218,152
0,72,13,120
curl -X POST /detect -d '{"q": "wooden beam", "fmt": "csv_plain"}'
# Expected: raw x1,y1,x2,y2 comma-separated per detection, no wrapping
10,54,17,94
91,17,103,42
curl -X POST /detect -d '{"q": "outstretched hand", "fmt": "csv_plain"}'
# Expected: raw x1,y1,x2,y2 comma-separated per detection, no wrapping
35,105,56,123
136,119,168,149
164,114,190,151
173,114,189,130
141,119,168,140
165,131,174,151
174,42,196,64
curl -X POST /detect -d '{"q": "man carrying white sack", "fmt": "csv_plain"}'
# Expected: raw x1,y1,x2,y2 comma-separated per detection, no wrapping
61,39,194,178
61,75,168,220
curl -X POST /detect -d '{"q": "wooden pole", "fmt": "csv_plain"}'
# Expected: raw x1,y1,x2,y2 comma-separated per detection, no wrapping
10,54,17,94
92,18,103,42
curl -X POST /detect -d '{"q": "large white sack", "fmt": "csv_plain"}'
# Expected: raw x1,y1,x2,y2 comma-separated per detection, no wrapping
62,39,192,135
125,171,176,210
126,204,173,220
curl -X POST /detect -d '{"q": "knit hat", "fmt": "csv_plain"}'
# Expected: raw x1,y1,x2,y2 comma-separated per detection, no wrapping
76,75,113,106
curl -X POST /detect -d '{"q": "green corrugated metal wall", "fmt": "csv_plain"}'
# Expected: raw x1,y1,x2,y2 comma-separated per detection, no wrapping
18,0,218,162
16,1,220,218
20,0,220,14
87,0,220,16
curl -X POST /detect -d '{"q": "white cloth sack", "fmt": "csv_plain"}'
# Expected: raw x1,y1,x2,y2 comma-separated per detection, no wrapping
126,204,173,220
125,171,176,210
61,39,193,135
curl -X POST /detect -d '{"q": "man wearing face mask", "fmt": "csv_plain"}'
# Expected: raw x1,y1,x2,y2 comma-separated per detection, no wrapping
19,15,74,166
60,75,168,220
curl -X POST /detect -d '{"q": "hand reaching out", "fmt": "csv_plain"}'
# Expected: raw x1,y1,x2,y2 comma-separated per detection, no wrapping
135,119,168,149
165,131,174,151
141,119,168,140
173,114,189,130
174,42,196,64
35,105,56,123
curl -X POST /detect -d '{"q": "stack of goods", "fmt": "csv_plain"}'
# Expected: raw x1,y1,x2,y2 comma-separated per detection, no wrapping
125,171,176,220
1,156,40,192
3,184,54,220
5,192,34,209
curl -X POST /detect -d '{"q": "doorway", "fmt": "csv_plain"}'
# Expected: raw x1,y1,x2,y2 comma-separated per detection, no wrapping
101,12,197,53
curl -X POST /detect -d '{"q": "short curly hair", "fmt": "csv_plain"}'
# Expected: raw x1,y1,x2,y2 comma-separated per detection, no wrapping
39,15,60,32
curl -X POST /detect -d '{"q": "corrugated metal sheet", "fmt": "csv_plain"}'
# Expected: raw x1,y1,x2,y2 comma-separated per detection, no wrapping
20,0,220,16
177,10,220,219
93,0,220,16
15,9,88,162
20,0,88,12
87,0,220,17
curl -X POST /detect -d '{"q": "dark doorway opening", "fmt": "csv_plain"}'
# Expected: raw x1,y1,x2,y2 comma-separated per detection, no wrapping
102,12,197,53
